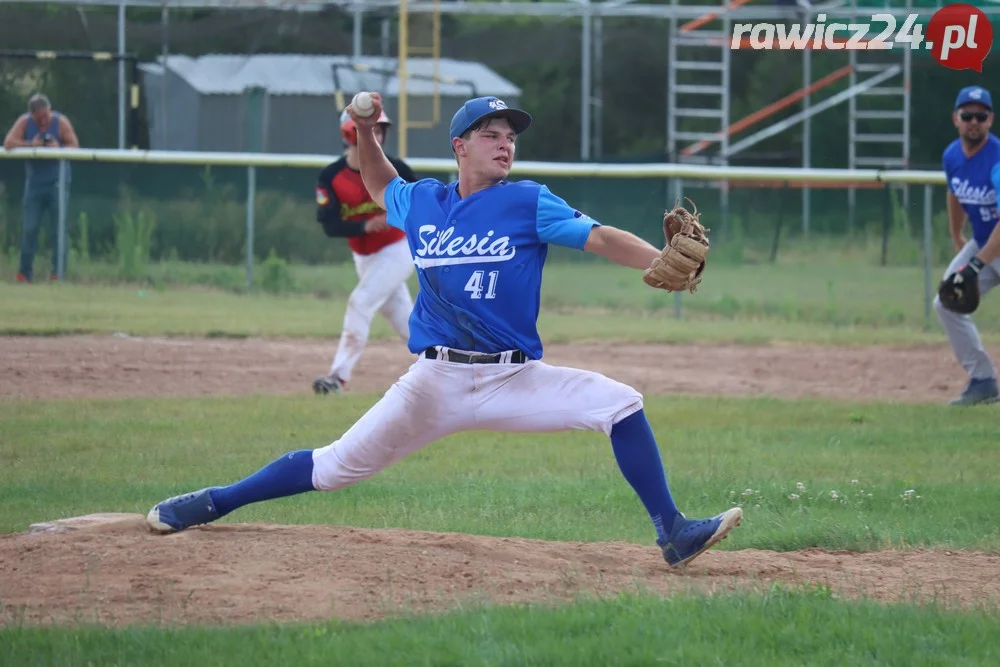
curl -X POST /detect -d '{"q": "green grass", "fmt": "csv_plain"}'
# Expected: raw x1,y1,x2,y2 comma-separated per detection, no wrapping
2,394,998,553
4,258,1000,345
3,590,999,666
4,388,1000,659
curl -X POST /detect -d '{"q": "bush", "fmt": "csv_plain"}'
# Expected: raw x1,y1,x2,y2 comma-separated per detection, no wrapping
114,191,156,281
259,247,295,294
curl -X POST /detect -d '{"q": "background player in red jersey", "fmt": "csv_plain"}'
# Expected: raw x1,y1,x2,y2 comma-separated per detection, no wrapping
311,105,419,395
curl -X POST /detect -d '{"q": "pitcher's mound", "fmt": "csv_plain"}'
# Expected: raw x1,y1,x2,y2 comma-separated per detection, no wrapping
2,514,999,627
29,513,148,535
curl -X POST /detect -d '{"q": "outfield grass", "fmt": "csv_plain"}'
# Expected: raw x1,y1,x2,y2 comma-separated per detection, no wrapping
2,394,998,552
4,259,1000,345
4,590,999,666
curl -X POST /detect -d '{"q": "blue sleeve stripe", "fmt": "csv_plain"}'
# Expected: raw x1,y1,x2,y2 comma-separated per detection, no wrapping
565,219,597,250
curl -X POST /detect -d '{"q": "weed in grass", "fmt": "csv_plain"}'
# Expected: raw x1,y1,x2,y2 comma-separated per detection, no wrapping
113,192,156,283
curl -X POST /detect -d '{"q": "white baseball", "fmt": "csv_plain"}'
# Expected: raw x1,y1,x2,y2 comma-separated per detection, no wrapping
352,91,375,118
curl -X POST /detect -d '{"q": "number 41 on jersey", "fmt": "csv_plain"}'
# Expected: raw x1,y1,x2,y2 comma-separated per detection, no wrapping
465,270,499,299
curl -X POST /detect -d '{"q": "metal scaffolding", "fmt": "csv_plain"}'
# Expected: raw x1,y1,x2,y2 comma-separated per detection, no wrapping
664,0,944,236
9,0,994,193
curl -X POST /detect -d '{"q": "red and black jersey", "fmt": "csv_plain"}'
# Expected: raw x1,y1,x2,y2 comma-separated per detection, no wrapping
315,155,418,255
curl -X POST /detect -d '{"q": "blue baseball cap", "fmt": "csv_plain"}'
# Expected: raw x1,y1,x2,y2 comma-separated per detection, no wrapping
955,86,993,111
449,96,532,141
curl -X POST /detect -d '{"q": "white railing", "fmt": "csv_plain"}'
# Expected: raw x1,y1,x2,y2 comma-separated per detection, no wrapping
0,146,947,182
0,147,947,325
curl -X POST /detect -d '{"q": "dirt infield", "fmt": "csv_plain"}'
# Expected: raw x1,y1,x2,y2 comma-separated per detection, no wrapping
3,514,999,627
3,334,1000,627
1,333,992,403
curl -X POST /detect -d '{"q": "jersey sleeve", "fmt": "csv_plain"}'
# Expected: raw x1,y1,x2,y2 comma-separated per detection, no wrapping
383,176,417,231
991,162,1000,194
943,146,956,192
315,165,336,214
315,164,354,235
534,185,601,250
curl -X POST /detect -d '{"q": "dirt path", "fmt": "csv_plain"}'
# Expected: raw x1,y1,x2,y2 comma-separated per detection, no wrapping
2,514,998,627
0,334,989,404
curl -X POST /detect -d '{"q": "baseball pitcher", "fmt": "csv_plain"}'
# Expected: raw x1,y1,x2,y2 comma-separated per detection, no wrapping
311,106,418,395
935,86,1000,406
146,94,740,569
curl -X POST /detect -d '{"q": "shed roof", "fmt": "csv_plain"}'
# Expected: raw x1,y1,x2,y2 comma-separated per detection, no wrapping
139,54,521,98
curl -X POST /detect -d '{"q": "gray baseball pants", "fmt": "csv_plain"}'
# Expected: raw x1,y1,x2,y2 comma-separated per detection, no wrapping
933,240,1000,381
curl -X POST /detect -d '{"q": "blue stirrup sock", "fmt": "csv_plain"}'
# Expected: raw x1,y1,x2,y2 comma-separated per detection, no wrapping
209,449,316,517
610,410,680,542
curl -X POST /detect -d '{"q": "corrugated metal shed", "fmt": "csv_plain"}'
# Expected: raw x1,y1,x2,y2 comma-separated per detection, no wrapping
139,53,524,158
156,54,520,98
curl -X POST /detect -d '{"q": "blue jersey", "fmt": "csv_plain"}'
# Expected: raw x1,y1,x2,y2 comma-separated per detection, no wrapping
943,133,1000,248
384,177,600,359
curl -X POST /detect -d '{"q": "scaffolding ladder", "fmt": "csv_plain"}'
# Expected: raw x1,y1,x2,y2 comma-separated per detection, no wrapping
667,0,734,235
667,5,733,167
397,0,442,157
847,0,912,227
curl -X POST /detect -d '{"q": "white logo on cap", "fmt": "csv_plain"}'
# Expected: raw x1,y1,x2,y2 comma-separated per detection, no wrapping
488,99,508,110
970,89,984,100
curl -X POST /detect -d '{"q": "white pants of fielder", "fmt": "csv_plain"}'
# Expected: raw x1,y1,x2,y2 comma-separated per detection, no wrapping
934,240,1000,381
328,238,414,383
311,349,644,491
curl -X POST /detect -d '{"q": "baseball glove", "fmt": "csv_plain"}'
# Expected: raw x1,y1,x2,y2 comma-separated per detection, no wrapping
938,257,984,315
642,198,710,293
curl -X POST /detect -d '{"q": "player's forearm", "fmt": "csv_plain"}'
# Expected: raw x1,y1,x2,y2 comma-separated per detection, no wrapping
3,136,27,150
356,126,398,209
583,225,660,270
946,195,967,243
975,224,1000,264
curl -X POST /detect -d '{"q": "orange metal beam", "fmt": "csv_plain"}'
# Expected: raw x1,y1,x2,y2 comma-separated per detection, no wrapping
680,0,753,32
681,64,854,157
703,36,876,49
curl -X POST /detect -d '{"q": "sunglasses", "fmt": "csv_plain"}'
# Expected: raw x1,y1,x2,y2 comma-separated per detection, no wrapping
960,111,990,122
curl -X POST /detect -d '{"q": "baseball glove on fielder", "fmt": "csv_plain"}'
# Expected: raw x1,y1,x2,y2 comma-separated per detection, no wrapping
938,257,984,315
642,199,710,293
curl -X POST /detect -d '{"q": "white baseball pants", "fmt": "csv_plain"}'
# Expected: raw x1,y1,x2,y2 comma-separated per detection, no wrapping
311,349,644,491
934,240,1000,380
328,238,414,383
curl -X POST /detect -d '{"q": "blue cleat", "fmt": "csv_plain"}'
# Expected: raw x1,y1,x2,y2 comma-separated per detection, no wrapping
949,377,999,406
146,487,221,534
657,507,743,568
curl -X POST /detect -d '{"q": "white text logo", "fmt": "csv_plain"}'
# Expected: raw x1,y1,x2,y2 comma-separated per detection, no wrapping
414,225,517,268
951,178,996,206
730,7,993,72
731,14,926,51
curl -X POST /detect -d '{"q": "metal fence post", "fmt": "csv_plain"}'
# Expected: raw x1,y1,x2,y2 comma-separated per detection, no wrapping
57,159,67,280
246,165,256,290
117,1,127,150
923,183,934,330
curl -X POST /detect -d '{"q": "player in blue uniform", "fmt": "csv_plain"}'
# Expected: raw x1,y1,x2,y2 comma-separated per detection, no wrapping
935,86,1000,405
146,94,742,568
